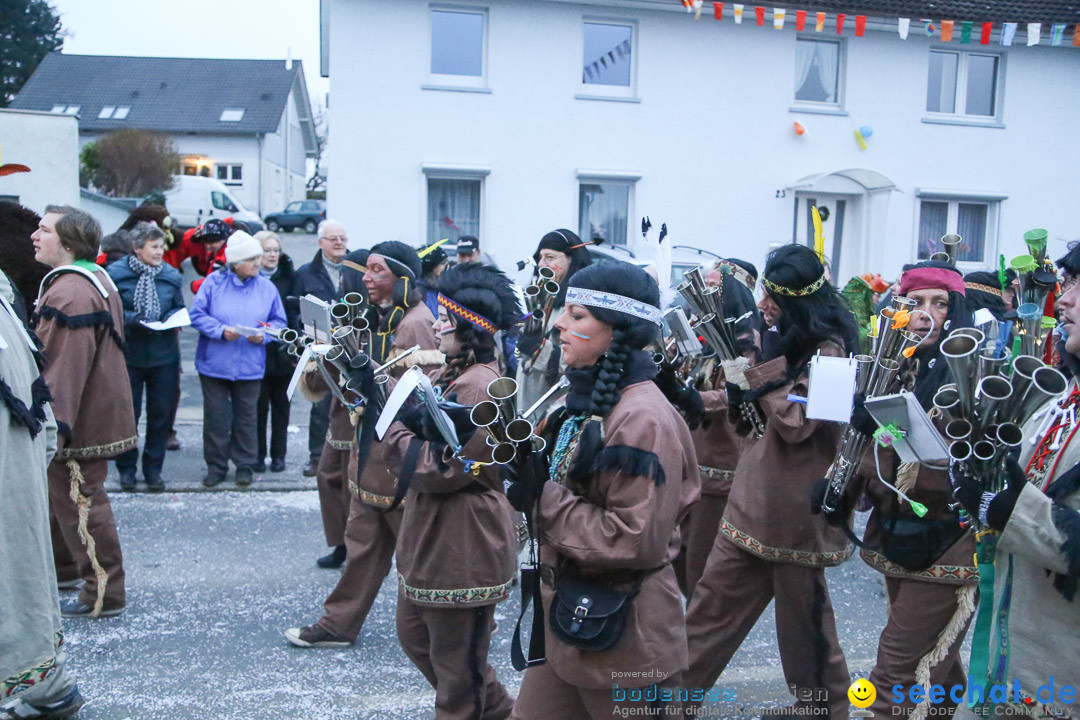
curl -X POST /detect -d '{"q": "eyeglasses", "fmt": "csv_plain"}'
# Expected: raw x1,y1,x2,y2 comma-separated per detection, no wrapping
323,236,348,244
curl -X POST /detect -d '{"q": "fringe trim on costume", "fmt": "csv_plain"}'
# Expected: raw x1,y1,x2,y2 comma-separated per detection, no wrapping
910,585,976,720
385,347,444,370
896,462,920,497
56,435,137,461
0,374,51,438
31,306,125,353
66,460,108,618
592,445,666,486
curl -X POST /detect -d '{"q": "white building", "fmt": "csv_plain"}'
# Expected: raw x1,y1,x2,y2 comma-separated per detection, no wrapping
12,54,318,218
0,108,79,215
321,0,1080,282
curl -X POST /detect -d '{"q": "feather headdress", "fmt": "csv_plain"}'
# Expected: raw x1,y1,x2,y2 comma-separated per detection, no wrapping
635,217,677,311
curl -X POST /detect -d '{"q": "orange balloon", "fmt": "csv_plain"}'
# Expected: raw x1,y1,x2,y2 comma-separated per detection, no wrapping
793,122,805,136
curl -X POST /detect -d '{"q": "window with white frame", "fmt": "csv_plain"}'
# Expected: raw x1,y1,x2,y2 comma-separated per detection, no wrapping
216,164,243,186
582,21,633,88
926,50,1001,119
427,177,481,246
429,7,486,86
916,198,999,265
579,180,632,246
794,39,843,106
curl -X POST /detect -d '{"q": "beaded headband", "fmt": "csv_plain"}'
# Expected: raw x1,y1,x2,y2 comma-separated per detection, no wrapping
761,273,827,297
438,293,498,334
565,287,663,326
716,260,757,292
964,282,1002,298
372,253,416,280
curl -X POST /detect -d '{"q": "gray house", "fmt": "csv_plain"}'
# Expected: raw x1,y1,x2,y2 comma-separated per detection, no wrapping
12,53,318,216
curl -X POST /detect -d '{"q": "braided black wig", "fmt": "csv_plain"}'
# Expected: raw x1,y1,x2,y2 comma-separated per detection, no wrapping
435,262,522,389
763,244,859,370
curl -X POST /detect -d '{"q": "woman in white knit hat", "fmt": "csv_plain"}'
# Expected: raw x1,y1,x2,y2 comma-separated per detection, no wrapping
189,231,288,487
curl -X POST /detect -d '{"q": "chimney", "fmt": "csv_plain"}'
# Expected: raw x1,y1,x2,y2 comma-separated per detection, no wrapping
286,48,292,70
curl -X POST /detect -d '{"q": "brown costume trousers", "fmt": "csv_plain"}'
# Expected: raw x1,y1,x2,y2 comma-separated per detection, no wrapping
513,663,684,720
681,491,730,599
868,576,974,718
683,536,850,720
315,443,352,548
48,458,125,610
396,594,514,720
317,501,402,642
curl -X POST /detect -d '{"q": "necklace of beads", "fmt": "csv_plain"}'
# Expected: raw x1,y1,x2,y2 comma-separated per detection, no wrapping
549,414,586,484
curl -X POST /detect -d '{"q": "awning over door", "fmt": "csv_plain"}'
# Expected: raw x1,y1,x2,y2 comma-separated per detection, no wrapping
786,168,898,194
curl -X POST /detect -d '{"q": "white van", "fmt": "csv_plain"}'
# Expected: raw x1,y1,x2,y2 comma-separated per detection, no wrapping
159,175,263,230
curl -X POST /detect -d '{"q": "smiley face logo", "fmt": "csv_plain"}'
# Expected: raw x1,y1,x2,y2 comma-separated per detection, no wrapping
848,679,876,709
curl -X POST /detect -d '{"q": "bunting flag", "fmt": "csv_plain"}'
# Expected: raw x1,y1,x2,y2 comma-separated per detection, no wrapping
941,20,954,42
960,20,973,43
981,22,992,44
855,15,866,36
774,8,786,28
733,3,744,23
713,2,723,20
1028,22,1041,45
795,9,806,30
836,13,846,33
923,19,937,36
898,17,911,39
815,11,825,31
755,6,765,25
1051,22,1066,45
1002,22,1018,45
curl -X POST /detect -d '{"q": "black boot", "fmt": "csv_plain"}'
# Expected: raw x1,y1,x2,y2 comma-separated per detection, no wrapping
119,468,137,492
316,545,346,569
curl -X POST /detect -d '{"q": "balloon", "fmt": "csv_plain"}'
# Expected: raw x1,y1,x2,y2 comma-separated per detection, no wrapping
859,125,873,138
793,122,805,136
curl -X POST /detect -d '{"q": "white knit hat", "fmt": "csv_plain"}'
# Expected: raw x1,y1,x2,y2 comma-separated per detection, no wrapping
224,231,263,264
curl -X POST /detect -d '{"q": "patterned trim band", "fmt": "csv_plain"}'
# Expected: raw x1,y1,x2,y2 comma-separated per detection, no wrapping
965,281,1002,298
437,293,498,335
716,261,756,292
397,573,514,606
761,273,827,298
565,287,663,326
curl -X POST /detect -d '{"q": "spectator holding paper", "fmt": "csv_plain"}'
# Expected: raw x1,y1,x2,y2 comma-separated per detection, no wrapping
107,221,186,492
189,231,287,488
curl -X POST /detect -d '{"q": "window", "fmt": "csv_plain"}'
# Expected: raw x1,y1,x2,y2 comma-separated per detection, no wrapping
916,198,999,266
215,164,243,185
429,7,486,87
926,50,1001,120
583,22,632,87
211,191,237,212
284,202,303,213
579,180,632,246
51,104,79,114
98,106,116,119
794,39,842,106
219,109,245,122
113,106,130,120
427,177,481,246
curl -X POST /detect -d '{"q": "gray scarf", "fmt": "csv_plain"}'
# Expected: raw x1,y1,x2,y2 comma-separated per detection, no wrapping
127,254,163,320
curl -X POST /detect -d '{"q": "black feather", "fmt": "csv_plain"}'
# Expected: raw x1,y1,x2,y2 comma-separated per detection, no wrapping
436,262,522,330
31,306,126,353
0,374,52,438
591,445,666,487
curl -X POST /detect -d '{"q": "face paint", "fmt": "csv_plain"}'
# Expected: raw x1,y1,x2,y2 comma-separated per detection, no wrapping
569,331,591,340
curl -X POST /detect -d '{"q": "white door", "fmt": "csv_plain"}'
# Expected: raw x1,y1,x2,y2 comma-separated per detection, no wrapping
793,192,862,283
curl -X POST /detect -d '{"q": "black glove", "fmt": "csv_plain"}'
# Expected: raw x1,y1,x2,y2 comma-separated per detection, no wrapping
850,393,878,438
655,366,704,430
516,328,543,359
396,404,428,438
952,455,1025,531
725,381,745,409
395,403,477,446
501,451,548,513
346,360,376,398
810,477,850,527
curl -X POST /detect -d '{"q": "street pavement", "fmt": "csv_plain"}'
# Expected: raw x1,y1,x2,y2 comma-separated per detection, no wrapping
56,231,967,718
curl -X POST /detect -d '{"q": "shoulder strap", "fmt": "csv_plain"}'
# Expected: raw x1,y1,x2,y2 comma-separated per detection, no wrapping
39,264,114,300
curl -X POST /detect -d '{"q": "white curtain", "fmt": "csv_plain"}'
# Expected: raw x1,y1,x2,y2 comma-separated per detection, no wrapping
794,41,815,99
918,201,949,259
427,179,480,245
815,43,838,103
956,203,987,263
579,183,629,246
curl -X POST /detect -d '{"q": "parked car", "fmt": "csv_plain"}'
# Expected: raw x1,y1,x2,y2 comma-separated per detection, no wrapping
263,200,327,234
156,175,263,231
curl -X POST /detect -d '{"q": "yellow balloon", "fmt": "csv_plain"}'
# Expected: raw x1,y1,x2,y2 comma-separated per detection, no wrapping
848,679,876,709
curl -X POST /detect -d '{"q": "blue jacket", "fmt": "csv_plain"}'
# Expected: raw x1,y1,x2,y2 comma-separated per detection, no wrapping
189,268,287,381
106,258,186,368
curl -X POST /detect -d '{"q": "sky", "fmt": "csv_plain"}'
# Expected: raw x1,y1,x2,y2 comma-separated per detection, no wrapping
48,0,329,108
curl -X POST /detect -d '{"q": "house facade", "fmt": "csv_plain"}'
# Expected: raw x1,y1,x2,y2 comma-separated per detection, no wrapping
322,0,1080,282
12,54,318,217
0,108,79,214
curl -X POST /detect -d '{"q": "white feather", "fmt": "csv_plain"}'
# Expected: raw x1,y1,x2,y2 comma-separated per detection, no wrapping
633,222,677,311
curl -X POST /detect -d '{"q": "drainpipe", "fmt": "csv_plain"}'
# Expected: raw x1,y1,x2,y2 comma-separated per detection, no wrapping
257,133,264,217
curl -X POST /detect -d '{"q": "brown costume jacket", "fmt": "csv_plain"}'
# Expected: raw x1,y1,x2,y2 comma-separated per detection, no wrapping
535,380,701,690
33,267,136,460
384,361,518,607
720,341,852,566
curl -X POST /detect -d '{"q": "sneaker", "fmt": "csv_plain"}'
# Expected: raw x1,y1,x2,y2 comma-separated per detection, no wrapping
235,468,253,487
145,474,165,493
119,468,137,492
302,460,318,477
284,624,352,648
56,578,82,591
0,684,85,720
252,459,267,473
60,597,124,618
165,431,181,451
270,458,286,473
202,473,225,488
316,545,346,569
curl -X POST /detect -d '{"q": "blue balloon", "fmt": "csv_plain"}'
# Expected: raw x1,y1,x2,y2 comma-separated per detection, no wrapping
859,125,873,138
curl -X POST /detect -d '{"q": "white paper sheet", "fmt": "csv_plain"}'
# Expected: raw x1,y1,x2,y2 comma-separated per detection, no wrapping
141,307,191,331
806,354,859,423
286,345,314,401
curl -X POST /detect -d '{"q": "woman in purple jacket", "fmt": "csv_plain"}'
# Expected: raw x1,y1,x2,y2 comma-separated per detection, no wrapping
189,231,287,487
